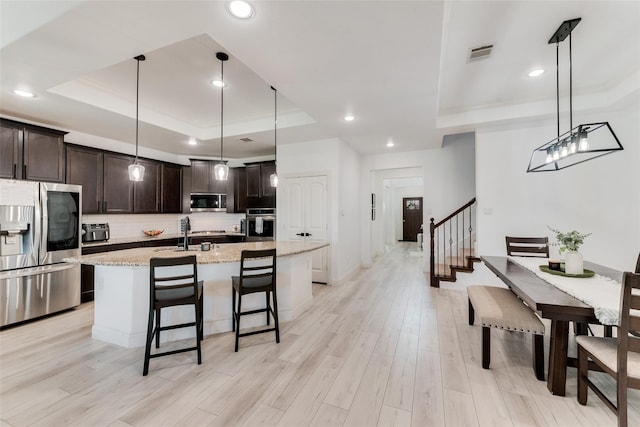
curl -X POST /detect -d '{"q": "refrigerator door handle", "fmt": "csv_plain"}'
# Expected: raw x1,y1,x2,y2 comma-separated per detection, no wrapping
0,262,77,279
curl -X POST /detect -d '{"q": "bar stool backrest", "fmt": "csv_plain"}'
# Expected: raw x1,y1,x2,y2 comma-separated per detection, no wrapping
238,249,276,289
149,255,199,306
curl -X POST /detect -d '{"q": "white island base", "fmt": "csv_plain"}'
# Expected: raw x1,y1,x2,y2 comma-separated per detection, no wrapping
92,252,313,348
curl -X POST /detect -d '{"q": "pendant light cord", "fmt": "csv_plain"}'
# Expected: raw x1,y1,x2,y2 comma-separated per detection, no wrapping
273,86,277,153
135,57,140,162
569,31,573,132
556,41,560,142
133,54,145,163
220,57,224,162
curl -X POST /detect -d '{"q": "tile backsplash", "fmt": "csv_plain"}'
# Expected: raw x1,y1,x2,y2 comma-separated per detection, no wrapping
83,212,245,239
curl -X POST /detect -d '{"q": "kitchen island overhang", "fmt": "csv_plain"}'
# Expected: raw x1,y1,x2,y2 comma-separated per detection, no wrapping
64,241,329,348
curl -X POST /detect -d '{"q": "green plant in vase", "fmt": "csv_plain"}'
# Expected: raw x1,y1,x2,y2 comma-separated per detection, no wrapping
548,226,591,274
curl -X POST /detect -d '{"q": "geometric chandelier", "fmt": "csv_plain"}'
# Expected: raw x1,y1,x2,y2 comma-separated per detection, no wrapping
527,18,623,173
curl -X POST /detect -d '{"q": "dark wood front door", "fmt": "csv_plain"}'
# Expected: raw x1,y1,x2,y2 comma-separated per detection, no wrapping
402,197,423,241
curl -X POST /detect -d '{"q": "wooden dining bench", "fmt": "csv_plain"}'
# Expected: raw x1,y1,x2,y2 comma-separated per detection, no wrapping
467,285,546,380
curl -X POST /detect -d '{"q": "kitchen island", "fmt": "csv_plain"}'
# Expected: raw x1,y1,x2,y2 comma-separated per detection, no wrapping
64,241,328,348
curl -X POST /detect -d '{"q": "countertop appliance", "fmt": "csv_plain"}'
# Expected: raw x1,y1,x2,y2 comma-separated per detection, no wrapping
82,223,110,243
190,193,226,212
245,208,276,241
0,179,82,327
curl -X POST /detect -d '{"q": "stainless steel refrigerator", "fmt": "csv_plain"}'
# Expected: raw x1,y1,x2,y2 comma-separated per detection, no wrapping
0,179,82,327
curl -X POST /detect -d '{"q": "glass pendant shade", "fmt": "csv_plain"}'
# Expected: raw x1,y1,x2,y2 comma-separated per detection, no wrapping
128,163,145,182
214,162,229,181
270,172,278,187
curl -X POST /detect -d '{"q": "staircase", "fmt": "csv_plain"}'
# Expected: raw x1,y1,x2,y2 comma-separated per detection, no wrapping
429,198,480,287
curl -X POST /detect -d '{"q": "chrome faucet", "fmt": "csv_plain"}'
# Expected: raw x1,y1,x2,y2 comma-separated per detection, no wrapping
182,216,190,250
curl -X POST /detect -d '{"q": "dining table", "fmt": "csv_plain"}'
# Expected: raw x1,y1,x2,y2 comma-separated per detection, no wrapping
480,255,624,396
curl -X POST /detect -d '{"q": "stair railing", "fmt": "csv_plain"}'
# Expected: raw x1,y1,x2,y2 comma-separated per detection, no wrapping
429,198,476,287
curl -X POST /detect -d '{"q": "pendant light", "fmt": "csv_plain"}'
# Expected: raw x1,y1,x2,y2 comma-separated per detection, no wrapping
270,86,278,188
128,54,146,182
214,52,229,181
527,18,623,172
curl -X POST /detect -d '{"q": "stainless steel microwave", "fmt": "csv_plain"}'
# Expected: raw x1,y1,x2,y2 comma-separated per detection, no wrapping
190,193,226,212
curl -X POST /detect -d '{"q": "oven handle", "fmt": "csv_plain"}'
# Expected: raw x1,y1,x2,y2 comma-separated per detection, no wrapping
247,215,276,221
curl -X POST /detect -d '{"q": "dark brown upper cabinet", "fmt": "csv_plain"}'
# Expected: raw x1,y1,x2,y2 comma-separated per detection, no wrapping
226,167,247,213
190,160,227,194
103,152,135,214
1,118,66,182
161,163,183,213
65,144,104,214
245,161,276,208
133,159,160,213
66,143,182,214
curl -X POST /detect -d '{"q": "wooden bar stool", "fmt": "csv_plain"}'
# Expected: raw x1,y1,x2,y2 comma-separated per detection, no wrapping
143,255,203,375
231,249,279,352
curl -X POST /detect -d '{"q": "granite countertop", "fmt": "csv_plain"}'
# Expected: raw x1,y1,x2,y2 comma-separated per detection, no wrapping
66,241,329,266
81,231,246,248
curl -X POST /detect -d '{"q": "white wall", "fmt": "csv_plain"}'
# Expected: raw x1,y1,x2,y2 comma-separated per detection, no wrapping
476,105,640,271
337,141,361,280
276,137,361,283
361,133,476,270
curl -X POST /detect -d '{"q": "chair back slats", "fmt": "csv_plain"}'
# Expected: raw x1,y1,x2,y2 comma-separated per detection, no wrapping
619,272,640,363
506,236,549,258
628,338,640,353
149,255,198,301
628,316,640,335
238,249,276,288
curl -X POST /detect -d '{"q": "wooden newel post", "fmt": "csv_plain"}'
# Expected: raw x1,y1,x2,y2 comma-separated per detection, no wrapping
429,217,436,287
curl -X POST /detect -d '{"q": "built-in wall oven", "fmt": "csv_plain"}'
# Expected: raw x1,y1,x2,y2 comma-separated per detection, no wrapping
0,179,82,327
245,208,276,241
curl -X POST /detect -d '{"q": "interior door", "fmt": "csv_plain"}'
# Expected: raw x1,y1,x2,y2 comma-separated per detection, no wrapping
402,197,423,242
282,175,328,283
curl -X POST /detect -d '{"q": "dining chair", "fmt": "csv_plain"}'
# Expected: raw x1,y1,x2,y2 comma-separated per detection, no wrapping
505,236,549,258
143,255,203,376
635,252,639,274
576,271,640,427
231,248,279,352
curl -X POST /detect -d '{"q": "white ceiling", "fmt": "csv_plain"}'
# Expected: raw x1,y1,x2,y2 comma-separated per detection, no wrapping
1,1,638,162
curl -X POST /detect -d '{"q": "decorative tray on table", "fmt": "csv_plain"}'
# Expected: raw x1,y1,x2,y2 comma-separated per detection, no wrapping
539,265,595,278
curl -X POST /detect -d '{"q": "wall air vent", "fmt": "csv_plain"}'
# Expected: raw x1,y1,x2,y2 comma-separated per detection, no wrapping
235,137,253,143
468,44,494,62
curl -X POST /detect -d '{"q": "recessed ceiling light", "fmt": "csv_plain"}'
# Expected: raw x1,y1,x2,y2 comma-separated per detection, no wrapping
528,69,545,77
13,89,36,98
344,115,355,122
227,1,255,19
188,137,198,146
211,80,226,88
386,141,394,147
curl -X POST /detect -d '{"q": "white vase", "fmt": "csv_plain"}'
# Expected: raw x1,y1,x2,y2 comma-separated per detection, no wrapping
564,250,583,274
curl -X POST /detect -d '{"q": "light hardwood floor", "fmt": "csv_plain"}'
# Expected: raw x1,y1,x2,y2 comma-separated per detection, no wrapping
1,243,639,426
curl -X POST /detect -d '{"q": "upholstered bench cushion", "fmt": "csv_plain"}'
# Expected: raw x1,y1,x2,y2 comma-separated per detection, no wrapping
576,336,640,380
467,285,545,335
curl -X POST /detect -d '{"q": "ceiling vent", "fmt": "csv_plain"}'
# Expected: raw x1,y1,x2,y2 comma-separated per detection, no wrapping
468,44,494,62
235,137,254,143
